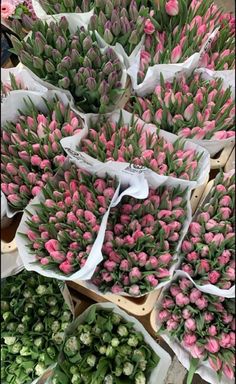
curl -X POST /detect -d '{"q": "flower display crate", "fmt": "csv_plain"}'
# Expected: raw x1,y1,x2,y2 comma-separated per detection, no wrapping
225,146,235,172
210,143,235,169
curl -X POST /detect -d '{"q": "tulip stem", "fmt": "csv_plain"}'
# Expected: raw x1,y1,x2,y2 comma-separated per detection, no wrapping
186,358,199,384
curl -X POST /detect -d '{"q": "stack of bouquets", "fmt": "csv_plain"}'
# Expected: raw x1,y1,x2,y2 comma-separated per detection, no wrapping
88,0,150,56
1,94,82,211
49,305,161,384
38,0,94,14
1,0,37,38
136,0,235,85
10,17,126,113
78,111,206,182
157,277,235,382
179,170,235,292
1,72,26,101
1,270,73,384
17,164,118,277
89,181,190,296
130,72,235,147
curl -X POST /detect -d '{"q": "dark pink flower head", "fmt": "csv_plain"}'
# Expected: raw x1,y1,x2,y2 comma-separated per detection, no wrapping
205,338,220,353
175,292,190,307
183,334,197,347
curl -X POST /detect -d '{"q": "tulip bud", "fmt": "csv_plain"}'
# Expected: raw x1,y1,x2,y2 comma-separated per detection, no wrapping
20,51,32,67
83,56,92,68
63,0,74,7
10,36,23,54
165,0,179,16
171,45,182,63
52,49,62,63
103,61,113,75
129,30,138,45
99,11,107,26
33,57,44,70
56,36,67,52
104,29,114,45
82,35,93,53
61,56,72,70
44,44,53,57
89,14,98,30
184,103,194,121
22,14,34,30
108,71,118,87
58,77,70,89
59,16,69,31
99,80,109,95
71,49,80,64
86,77,97,91
105,0,113,17
45,60,55,73
112,20,121,37
87,47,97,62
129,0,139,21
100,95,109,105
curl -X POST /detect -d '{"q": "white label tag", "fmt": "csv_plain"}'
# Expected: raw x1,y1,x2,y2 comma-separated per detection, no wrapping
64,147,93,166
123,164,147,175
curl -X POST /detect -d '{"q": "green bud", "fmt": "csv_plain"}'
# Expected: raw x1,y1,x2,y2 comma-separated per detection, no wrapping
45,59,55,73
10,35,23,54
104,28,114,45
58,77,70,89
33,56,44,70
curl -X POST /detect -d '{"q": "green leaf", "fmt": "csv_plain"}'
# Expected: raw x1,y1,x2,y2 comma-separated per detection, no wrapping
84,306,97,325
187,358,199,384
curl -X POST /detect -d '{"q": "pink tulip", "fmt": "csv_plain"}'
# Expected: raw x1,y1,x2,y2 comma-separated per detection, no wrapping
165,0,179,16
205,338,220,353
184,103,194,121
171,45,182,63
223,363,234,379
144,19,155,34
209,356,222,372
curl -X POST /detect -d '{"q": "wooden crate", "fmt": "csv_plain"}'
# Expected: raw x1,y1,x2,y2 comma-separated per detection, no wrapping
225,147,235,173
190,176,209,214
210,143,235,169
67,280,161,316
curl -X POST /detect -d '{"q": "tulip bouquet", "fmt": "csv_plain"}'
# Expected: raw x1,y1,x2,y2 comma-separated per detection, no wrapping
157,277,235,383
90,182,189,296
88,0,149,56
38,0,94,14
1,94,82,211
18,164,118,278
130,72,235,146
136,0,235,85
10,17,126,113
78,111,205,182
1,0,37,38
1,72,26,101
1,269,73,384
49,304,162,384
180,170,235,293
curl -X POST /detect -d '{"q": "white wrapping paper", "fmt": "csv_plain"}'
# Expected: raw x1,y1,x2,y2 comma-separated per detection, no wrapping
127,29,220,96
50,302,172,384
176,169,235,298
15,159,150,282
1,90,73,218
31,0,93,27
1,249,24,279
1,65,47,105
153,281,234,384
61,109,210,190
